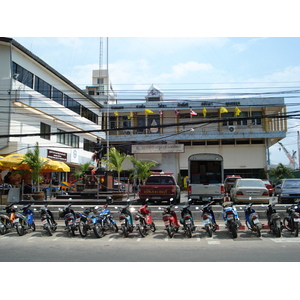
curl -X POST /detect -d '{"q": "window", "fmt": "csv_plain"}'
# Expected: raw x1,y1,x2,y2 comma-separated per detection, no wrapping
40,122,51,140
97,78,104,84
252,111,262,125
12,62,33,89
35,76,51,98
52,87,63,105
84,139,97,152
222,112,234,126
237,112,248,126
57,129,79,148
65,95,81,114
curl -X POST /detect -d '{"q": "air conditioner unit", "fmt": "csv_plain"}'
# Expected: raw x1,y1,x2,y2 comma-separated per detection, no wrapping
228,126,236,133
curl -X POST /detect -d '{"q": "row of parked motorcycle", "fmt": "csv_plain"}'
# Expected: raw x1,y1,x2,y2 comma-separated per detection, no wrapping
1,197,300,239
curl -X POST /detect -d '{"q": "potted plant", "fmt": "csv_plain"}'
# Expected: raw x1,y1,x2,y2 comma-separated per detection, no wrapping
20,142,48,200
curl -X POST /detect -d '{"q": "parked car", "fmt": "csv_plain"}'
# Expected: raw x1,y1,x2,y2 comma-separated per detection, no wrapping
262,179,274,196
230,178,269,203
224,175,241,193
274,178,300,204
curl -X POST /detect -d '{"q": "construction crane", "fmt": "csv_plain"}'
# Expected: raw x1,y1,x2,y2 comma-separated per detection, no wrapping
278,142,297,168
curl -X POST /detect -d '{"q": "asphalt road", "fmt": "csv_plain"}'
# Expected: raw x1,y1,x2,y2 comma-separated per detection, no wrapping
1,225,300,262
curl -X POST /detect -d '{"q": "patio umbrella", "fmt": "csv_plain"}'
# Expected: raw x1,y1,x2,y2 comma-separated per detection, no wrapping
43,160,70,173
0,156,9,170
58,181,69,189
0,154,70,172
0,154,30,170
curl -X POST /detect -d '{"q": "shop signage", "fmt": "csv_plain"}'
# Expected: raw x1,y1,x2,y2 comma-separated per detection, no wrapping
47,149,67,162
132,144,184,154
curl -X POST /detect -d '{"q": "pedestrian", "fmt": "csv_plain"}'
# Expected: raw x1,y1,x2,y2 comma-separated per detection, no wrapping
4,171,11,184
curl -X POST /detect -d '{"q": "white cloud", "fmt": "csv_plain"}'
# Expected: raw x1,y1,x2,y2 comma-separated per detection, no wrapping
232,37,268,52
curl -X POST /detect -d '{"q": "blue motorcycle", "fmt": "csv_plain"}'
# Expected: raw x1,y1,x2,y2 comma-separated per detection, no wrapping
244,200,262,237
14,203,36,236
222,201,241,239
78,206,104,238
99,199,118,234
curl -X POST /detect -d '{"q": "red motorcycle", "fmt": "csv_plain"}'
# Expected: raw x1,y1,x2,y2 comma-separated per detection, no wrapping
135,199,156,237
160,198,180,238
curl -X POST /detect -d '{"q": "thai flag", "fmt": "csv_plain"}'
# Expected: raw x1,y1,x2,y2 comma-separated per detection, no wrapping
174,108,179,115
190,108,197,116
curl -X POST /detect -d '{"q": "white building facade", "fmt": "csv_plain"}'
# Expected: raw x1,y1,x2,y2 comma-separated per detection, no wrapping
102,85,287,179
0,37,105,180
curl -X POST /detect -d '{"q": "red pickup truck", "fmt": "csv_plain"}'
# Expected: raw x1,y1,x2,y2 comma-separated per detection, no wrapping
138,172,181,204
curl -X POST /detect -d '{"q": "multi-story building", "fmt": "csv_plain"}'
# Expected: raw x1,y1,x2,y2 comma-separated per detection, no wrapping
85,69,117,105
0,37,105,182
102,84,287,179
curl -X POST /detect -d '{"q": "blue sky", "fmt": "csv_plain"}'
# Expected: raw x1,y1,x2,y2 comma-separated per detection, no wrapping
3,0,300,167
12,36,300,166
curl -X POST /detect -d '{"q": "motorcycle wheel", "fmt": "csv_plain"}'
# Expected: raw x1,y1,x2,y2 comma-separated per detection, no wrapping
274,222,281,237
0,221,7,235
71,226,76,236
45,223,52,236
121,224,129,237
79,221,87,237
255,226,261,237
113,223,118,233
31,222,36,232
150,222,156,232
229,223,238,239
283,217,292,231
186,225,192,238
138,220,147,237
295,223,299,237
16,223,25,236
205,225,213,238
93,223,104,238
167,222,175,238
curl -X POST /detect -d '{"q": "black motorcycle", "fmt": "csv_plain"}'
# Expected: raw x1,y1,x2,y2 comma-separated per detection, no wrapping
117,199,134,237
180,199,196,238
40,205,57,236
59,203,77,236
266,203,282,237
0,203,17,235
283,203,300,237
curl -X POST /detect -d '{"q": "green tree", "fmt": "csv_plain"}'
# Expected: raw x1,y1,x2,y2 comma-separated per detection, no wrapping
72,161,92,183
129,157,157,184
269,163,295,183
104,147,128,191
20,142,48,192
